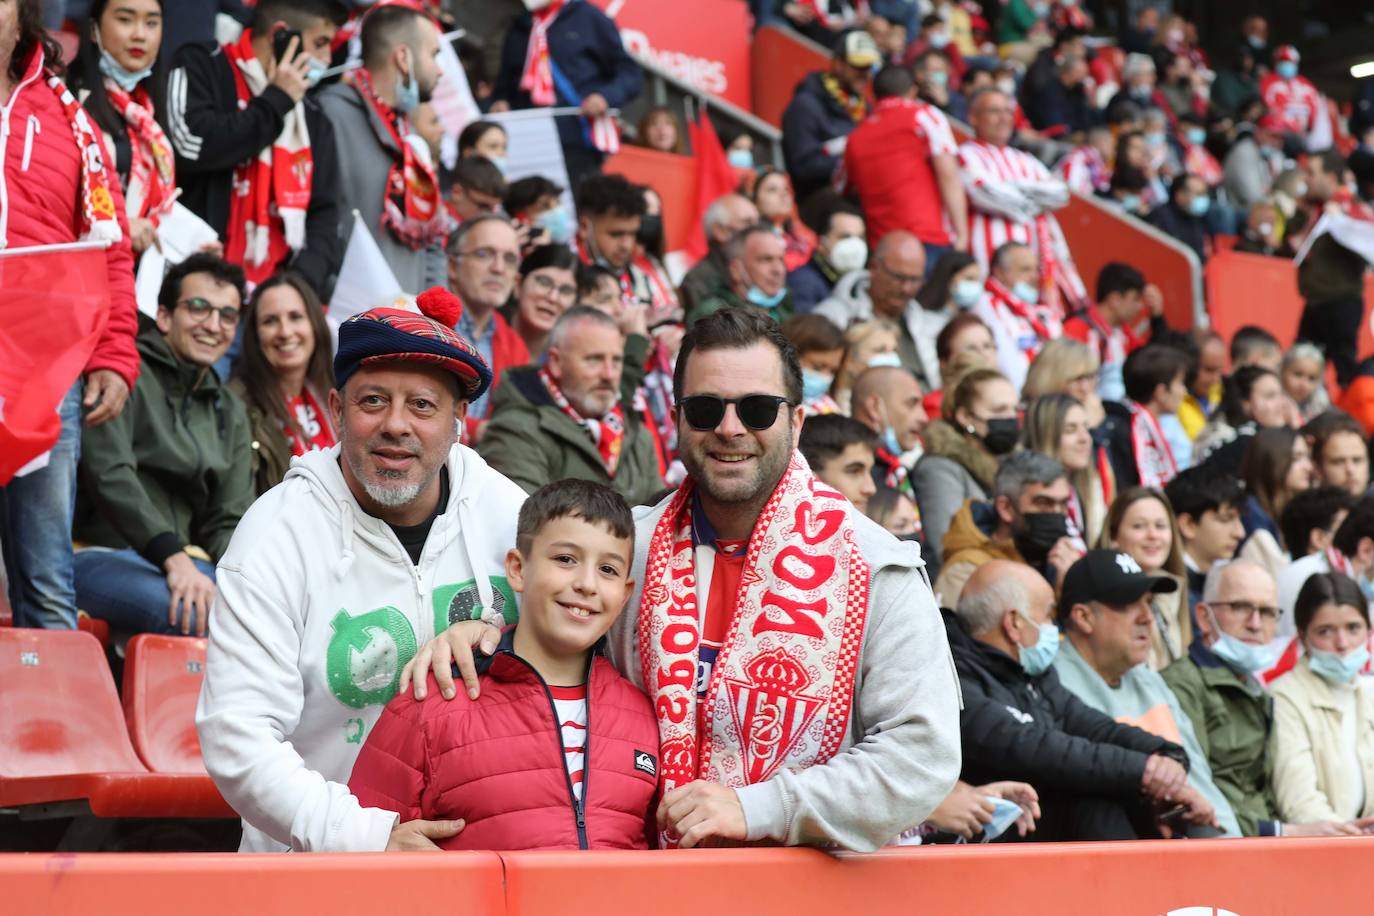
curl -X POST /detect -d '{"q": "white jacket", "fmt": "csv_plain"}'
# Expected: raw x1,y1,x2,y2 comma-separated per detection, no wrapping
196,444,526,852
814,271,945,389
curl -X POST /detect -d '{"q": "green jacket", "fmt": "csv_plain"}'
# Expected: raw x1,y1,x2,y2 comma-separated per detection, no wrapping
1161,643,1278,836
75,315,255,567
687,286,794,327
477,365,665,507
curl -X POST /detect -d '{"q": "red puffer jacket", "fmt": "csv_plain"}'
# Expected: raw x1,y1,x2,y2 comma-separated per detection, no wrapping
1,47,139,391
348,631,660,850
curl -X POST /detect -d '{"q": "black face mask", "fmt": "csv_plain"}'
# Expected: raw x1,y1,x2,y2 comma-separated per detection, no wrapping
980,417,1021,456
1013,512,1068,565
637,214,664,258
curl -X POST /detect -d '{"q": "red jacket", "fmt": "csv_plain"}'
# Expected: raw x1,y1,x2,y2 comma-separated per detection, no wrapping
2,48,139,391
348,632,660,851
464,310,529,443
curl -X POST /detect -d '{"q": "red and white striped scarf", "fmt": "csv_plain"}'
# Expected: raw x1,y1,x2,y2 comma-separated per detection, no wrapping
519,0,565,107
638,453,869,846
538,366,626,477
224,32,311,284
44,68,122,243
103,80,176,224
1126,401,1178,489
983,277,1059,358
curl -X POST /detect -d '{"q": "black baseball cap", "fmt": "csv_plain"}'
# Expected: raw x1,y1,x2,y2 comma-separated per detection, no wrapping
1058,550,1178,617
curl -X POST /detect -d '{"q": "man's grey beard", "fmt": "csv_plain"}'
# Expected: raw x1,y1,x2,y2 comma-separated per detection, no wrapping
360,476,425,508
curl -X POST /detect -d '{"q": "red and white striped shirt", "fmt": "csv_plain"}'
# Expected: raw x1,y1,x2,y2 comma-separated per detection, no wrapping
959,139,1088,308
549,683,589,801
1056,145,1110,196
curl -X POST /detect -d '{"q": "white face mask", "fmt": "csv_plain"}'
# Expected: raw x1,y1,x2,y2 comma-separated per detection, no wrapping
828,236,869,273
523,0,554,9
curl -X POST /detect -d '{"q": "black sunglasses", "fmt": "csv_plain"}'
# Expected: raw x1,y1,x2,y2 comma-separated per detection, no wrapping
678,394,793,431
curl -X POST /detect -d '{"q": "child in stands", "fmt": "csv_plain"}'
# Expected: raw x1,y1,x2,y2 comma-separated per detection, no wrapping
349,479,659,850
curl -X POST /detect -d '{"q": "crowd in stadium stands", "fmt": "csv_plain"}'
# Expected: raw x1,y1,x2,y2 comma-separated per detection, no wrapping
7,0,1374,854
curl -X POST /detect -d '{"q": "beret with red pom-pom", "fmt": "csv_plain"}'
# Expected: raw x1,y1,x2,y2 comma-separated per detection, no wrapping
415,285,464,327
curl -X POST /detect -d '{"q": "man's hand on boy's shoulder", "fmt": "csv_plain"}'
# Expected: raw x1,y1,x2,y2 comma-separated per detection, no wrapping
658,781,747,849
386,817,466,851
399,621,503,701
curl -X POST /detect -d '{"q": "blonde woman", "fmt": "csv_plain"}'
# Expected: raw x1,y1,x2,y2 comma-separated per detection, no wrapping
1023,394,1110,547
832,319,900,415
1024,338,1106,427
1098,487,1192,670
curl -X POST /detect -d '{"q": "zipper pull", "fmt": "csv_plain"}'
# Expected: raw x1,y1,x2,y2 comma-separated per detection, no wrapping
575,803,585,829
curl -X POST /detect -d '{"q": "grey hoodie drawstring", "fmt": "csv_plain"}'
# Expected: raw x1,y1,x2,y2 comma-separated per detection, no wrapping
334,501,356,579
456,496,502,628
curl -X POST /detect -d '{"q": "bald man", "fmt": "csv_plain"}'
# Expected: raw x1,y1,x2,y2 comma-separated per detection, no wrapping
851,364,927,500
945,559,1192,841
817,231,941,382
679,193,761,315
1161,560,1371,838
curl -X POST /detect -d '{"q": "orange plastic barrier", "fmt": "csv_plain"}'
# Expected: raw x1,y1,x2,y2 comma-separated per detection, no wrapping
6,840,1373,915
604,145,699,255
1205,248,1374,357
751,24,830,129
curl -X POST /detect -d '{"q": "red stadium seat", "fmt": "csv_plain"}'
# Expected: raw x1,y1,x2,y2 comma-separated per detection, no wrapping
77,611,108,648
0,628,232,818
122,635,211,775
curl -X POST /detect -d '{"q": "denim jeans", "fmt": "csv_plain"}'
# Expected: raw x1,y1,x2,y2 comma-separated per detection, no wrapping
74,548,217,636
0,382,82,629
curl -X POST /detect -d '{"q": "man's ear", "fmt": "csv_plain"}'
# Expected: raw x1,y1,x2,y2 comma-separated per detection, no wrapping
452,398,467,444
1176,512,1198,542
790,403,805,449
329,386,345,434
995,494,1017,528
505,547,525,592
1070,602,1094,636
618,576,637,613
1001,608,1023,646
155,304,173,336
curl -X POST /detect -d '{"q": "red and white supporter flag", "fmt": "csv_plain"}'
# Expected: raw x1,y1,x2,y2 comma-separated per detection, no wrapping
0,242,111,484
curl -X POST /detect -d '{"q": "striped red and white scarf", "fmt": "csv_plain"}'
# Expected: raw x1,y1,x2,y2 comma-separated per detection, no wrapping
538,366,626,477
638,453,869,846
519,0,565,107
45,68,122,243
103,80,176,224
1126,401,1178,489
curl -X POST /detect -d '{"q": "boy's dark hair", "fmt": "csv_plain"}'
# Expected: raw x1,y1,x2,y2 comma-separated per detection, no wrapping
799,414,877,470
1333,495,1374,558
873,65,916,100
781,313,845,356
1280,485,1356,560
1095,262,1146,301
253,0,348,33
516,479,634,557
577,263,620,299
1303,409,1367,464
576,173,647,219
1123,344,1188,405
1295,573,1370,633
1164,465,1246,524
453,156,506,199
817,199,864,236
867,486,912,528
674,308,803,405
158,253,246,311
1230,325,1281,366
505,175,563,217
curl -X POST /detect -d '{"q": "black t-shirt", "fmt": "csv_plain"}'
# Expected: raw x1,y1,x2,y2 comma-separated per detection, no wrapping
387,467,450,565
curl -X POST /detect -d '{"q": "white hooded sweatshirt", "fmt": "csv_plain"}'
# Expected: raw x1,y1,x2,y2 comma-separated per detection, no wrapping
196,443,526,852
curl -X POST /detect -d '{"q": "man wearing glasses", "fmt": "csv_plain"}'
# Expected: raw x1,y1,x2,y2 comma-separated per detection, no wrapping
478,306,665,506
72,254,255,637
402,307,961,850
1163,559,1365,837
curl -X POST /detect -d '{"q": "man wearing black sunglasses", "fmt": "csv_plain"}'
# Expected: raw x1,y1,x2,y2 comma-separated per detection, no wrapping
73,253,256,640
401,307,961,853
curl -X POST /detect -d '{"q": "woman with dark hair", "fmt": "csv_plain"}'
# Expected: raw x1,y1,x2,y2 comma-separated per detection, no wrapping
1271,572,1374,825
66,0,171,256
458,120,508,168
509,245,579,359
231,273,336,495
635,104,686,155
907,250,982,392
1196,365,1289,472
1238,426,1315,578
751,166,814,273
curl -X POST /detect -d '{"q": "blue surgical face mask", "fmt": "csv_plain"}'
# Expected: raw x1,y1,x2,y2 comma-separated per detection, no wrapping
881,426,903,455
747,285,787,309
1277,61,1299,80
1186,126,1206,145
1017,611,1060,676
489,156,509,176
927,70,950,88
98,48,153,92
395,66,420,114
1206,608,1277,674
1119,194,1141,212
952,278,983,309
867,351,902,370
305,57,329,88
535,205,574,243
801,368,833,403
929,32,950,49
727,148,755,170
1146,131,1166,147
1308,646,1370,685
1188,195,1211,218
1011,280,1039,304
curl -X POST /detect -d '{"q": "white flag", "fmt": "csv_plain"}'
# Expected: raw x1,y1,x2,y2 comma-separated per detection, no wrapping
433,31,482,170
487,109,575,214
330,211,403,336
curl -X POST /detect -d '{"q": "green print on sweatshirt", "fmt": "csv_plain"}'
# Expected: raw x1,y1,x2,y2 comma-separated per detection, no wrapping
324,577,518,710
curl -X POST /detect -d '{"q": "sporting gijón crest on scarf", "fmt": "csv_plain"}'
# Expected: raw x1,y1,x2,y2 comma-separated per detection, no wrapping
638,453,869,846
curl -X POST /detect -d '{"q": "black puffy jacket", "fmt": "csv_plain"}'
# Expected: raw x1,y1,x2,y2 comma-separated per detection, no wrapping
944,610,1188,797
781,72,861,201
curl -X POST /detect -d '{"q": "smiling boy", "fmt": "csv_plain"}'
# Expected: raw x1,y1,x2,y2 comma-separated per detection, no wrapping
348,479,660,850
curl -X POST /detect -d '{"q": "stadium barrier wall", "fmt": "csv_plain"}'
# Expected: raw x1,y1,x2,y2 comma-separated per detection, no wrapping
5,839,1371,916
751,25,831,130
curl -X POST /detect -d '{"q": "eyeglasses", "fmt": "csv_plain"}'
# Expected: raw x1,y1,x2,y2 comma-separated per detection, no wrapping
678,394,794,431
457,247,520,270
1210,600,1281,623
528,272,578,302
176,297,240,326
876,259,923,287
